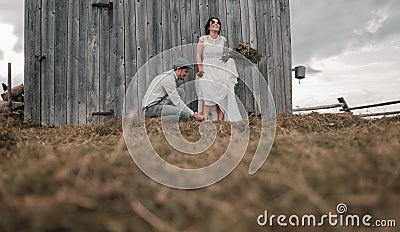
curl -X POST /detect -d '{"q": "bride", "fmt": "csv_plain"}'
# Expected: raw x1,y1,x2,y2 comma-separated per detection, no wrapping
196,17,243,122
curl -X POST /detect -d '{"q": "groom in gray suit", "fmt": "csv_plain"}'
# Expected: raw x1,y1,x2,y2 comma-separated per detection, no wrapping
142,57,205,122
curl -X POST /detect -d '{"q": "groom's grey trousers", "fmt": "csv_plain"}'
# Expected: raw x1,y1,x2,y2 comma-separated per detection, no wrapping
144,87,192,122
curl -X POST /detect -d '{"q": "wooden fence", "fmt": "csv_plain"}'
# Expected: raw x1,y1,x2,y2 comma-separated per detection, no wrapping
294,97,400,117
25,0,292,125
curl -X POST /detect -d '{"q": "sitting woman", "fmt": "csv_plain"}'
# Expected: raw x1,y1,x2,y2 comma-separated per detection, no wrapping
196,17,243,122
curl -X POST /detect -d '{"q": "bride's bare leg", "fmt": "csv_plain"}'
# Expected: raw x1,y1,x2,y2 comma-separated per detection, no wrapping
202,101,211,119
217,105,224,121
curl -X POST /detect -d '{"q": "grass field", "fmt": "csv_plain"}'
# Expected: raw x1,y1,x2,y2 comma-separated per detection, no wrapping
0,111,399,232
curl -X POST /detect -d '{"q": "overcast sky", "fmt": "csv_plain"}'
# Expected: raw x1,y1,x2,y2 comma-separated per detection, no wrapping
0,0,399,113
290,0,400,113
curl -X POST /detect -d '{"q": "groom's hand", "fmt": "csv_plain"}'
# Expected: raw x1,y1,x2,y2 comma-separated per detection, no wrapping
193,112,205,121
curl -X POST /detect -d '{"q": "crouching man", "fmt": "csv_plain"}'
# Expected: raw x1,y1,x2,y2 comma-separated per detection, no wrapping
142,57,205,122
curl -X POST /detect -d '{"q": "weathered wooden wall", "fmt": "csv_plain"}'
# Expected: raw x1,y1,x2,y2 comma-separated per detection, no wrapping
25,0,292,126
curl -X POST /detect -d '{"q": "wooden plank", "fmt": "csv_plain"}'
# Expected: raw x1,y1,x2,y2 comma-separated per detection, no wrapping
270,0,279,114
24,0,41,124
239,0,255,113
255,1,268,84
262,0,275,116
246,0,260,114
239,0,250,43
54,0,68,126
169,0,183,78
226,0,241,46
7,63,11,107
360,111,400,117
180,0,191,45
228,0,242,49
217,0,227,40
24,1,30,114
87,0,100,123
191,0,201,47
280,0,292,113
225,0,235,44
170,0,181,48
41,0,55,126
199,0,209,32
147,0,163,96
110,0,125,118
187,1,197,111
228,0,246,113
78,0,89,125
115,0,126,118
148,0,162,57
341,100,400,111
240,0,254,114
226,0,242,112
208,0,219,18
99,0,111,113
135,0,148,69
293,103,344,112
253,0,266,115
277,0,286,114
191,0,201,111
124,0,138,115
67,0,80,125
271,0,285,115
180,0,193,109
161,0,172,71
136,0,149,108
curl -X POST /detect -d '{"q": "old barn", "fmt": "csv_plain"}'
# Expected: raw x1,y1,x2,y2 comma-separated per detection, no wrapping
24,0,292,126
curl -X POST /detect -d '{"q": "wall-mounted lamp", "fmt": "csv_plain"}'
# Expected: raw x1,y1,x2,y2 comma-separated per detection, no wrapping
292,66,306,84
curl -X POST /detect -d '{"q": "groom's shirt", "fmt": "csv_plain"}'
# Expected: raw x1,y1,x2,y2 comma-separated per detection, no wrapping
142,70,194,116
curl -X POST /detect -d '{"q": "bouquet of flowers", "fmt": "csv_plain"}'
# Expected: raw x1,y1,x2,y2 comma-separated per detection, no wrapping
232,41,262,64
222,42,262,69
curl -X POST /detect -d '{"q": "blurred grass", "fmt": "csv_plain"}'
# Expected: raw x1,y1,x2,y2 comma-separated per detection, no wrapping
0,111,399,232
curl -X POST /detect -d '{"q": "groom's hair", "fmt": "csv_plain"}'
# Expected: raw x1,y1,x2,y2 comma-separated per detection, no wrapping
204,17,221,35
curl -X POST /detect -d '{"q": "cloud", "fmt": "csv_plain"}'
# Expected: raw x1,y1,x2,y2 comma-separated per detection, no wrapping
305,66,322,74
0,1,24,53
290,0,400,64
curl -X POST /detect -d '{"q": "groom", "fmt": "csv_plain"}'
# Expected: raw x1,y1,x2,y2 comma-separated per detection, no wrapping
142,57,205,122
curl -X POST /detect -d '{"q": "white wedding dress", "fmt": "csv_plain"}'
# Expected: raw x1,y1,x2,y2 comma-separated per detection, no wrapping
196,35,243,122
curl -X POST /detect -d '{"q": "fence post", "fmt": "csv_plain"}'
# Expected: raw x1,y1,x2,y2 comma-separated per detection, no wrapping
7,63,12,108
337,97,349,112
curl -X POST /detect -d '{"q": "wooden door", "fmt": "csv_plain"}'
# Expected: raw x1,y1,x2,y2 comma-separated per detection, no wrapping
87,1,114,123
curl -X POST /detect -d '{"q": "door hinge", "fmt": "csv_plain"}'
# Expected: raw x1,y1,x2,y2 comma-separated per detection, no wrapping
92,2,113,11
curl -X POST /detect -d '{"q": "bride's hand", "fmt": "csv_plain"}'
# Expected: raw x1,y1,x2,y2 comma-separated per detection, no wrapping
221,54,230,63
197,70,204,77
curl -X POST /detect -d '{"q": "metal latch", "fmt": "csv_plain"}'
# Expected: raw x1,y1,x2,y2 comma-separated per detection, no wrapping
35,54,46,61
92,109,114,116
92,2,113,11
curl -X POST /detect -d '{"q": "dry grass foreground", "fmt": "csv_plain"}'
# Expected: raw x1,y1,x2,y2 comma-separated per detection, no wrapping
0,111,399,232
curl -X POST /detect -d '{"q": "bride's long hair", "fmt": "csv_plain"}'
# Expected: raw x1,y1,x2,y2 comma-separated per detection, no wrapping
204,17,221,35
